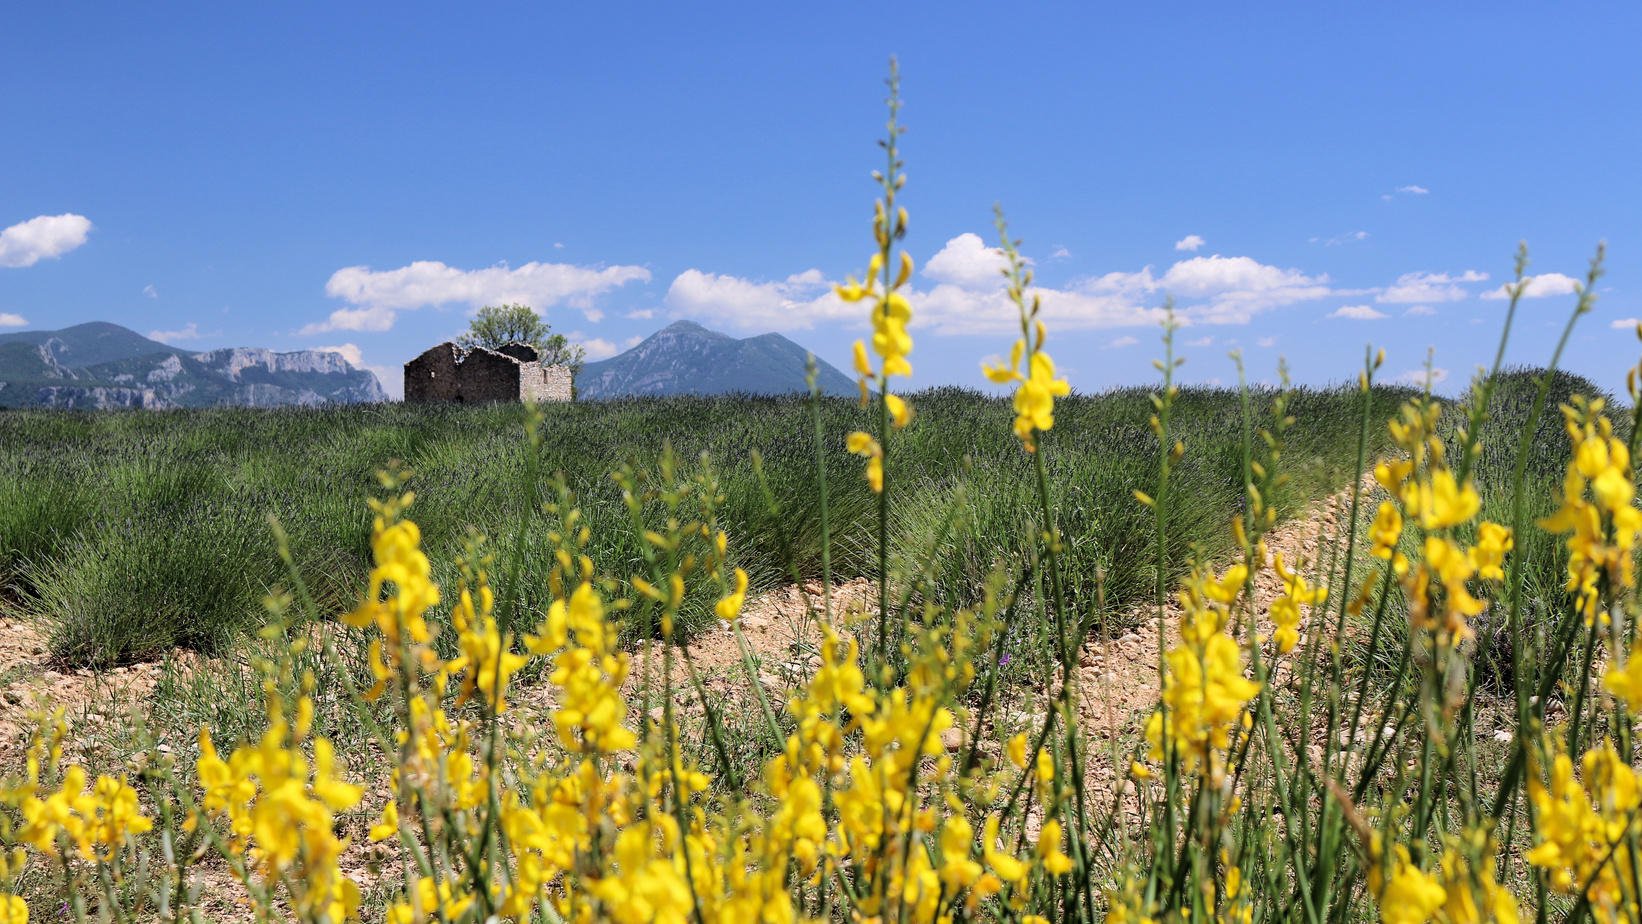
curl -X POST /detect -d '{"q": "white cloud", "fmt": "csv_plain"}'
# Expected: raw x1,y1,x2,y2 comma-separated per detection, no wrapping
1404,305,1437,316
1480,273,1582,300
1395,367,1449,386
663,268,853,331
299,306,396,335
1611,318,1642,331
1106,335,1140,349
578,335,644,360
911,250,1327,333
922,233,1017,289
582,308,605,323
915,283,1168,336
554,242,565,249
1257,336,1278,347
1377,270,1488,304
1049,245,1072,260
1185,336,1213,347
1397,185,1430,195
0,313,27,327
0,214,93,268
1175,235,1205,252
142,284,158,299
314,343,365,366
315,344,397,398
1150,255,1333,323
310,259,652,333
626,309,655,320
1318,230,1370,246
1329,305,1388,320
149,322,204,343
673,236,1346,337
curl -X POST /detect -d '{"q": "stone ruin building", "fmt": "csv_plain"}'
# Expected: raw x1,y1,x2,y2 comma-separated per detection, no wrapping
403,341,573,403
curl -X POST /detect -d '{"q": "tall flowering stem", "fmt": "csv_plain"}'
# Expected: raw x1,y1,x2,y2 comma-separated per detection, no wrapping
981,209,1090,897
837,57,914,677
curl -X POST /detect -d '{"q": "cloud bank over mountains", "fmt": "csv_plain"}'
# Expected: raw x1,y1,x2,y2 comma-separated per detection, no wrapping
300,259,652,334
653,234,1343,336
287,235,1585,366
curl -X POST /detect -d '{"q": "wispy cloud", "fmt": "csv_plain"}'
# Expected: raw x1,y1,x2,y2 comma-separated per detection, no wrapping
1313,230,1370,246
1105,335,1140,349
303,259,652,334
1396,185,1430,195
626,308,655,320
1049,245,1072,260
1175,235,1205,252
148,322,205,343
301,306,395,334
1377,270,1487,304
0,313,27,327
0,214,92,268
1395,367,1449,386
1404,305,1437,316
1329,305,1388,320
1480,273,1582,300
1257,336,1278,347
142,284,159,299
1611,318,1641,331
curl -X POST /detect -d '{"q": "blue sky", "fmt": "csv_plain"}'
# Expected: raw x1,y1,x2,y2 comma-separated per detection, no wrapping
3,2,1640,399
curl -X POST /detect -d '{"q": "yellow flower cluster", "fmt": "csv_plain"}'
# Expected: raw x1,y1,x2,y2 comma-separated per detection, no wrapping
839,131,915,495
1146,561,1261,775
194,688,364,922
1374,399,1511,642
1368,839,1447,924
1270,552,1326,654
1537,397,1640,624
982,220,1070,453
344,486,441,681
1361,824,1520,924
17,766,152,863
531,580,636,754
985,332,1071,453
1526,742,1640,924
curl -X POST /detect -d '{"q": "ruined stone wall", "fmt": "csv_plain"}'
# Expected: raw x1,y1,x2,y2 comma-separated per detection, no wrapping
527,364,575,402
403,341,574,403
404,342,460,402
452,348,524,402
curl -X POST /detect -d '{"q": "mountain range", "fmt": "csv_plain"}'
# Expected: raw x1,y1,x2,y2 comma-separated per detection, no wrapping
0,322,387,409
578,320,855,399
0,319,851,409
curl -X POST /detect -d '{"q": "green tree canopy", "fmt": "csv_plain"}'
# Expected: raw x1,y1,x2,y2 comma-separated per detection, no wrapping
456,303,585,377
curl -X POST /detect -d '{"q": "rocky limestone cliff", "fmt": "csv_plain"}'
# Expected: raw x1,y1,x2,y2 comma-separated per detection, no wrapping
0,323,389,409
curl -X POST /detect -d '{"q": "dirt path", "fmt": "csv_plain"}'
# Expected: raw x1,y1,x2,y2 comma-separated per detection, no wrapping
599,474,1370,783
0,472,1365,770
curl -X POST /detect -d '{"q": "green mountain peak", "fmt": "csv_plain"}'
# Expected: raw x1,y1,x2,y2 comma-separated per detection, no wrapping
577,320,855,399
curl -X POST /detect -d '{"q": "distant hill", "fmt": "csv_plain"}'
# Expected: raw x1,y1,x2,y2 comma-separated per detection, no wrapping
0,321,185,368
0,322,387,409
577,320,857,400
